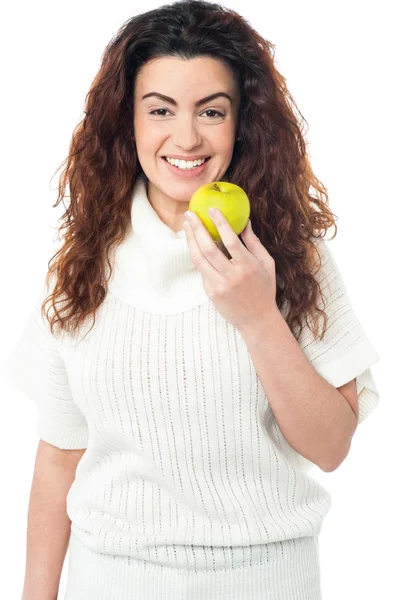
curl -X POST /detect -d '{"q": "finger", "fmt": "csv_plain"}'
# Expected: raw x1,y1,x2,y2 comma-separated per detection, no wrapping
208,208,251,264
184,219,224,283
185,211,233,275
241,219,257,246
241,219,274,264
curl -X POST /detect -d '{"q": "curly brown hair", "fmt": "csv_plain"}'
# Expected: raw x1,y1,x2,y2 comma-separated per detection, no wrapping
43,0,337,342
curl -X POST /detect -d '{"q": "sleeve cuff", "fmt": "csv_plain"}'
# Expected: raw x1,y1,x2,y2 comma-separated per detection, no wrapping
37,419,89,450
312,336,380,425
312,333,380,388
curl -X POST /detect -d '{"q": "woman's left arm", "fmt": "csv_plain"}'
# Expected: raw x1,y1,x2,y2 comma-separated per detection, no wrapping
238,307,358,473
184,207,357,473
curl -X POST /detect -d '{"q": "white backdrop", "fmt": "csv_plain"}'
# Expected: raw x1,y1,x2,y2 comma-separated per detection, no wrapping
0,1,397,598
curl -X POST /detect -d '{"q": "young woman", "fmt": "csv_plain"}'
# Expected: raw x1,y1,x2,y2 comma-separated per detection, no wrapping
2,1,380,598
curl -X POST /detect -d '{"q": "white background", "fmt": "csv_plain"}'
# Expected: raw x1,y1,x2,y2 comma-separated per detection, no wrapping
0,1,397,598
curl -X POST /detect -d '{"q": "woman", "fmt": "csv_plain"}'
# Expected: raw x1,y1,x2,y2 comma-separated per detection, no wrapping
2,1,380,599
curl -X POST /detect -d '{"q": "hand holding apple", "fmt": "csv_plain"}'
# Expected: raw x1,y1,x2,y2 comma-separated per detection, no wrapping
188,181,250,241
183,188,278,334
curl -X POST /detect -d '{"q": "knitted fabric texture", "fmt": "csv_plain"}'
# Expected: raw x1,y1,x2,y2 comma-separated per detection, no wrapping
1,173,380,597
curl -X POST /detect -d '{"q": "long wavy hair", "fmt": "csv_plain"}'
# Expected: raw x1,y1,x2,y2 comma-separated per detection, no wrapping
43,0,337,342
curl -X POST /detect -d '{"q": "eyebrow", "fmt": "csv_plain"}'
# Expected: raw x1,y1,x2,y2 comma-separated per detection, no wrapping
141,91,233,107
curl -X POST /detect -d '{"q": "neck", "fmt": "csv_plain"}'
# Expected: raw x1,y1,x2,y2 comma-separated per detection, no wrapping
105,173,212,315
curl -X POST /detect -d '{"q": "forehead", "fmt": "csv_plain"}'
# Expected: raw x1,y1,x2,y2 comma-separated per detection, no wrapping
134,56,238,95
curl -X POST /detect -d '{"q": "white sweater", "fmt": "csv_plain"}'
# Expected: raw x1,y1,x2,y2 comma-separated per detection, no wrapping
1,173,380,596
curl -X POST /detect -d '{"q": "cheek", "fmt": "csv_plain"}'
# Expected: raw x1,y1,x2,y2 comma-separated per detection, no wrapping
213,131,236,153
133,115,156,138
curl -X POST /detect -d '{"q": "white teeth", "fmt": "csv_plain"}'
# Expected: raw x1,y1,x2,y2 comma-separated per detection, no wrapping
165,157,207,169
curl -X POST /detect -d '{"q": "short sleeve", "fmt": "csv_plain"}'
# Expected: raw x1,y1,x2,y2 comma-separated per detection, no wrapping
296,238,380,425
0,279,89,449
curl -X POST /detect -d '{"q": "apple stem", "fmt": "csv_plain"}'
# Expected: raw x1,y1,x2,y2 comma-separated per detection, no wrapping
211,183,220,192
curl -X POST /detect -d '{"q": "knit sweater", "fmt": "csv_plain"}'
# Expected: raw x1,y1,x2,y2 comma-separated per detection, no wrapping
1,172,380,598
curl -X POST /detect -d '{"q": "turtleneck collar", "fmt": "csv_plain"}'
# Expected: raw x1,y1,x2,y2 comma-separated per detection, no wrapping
106,172,210,315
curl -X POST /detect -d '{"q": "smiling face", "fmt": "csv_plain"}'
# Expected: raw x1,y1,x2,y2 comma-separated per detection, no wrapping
133,55,241,232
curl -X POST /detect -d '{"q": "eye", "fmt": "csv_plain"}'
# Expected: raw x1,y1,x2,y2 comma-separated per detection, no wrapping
149,108,225,118
150,108,170,116
203,109,225,118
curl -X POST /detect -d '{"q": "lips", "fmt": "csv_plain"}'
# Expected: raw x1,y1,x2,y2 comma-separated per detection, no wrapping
161,155,211,178
162,156,211,164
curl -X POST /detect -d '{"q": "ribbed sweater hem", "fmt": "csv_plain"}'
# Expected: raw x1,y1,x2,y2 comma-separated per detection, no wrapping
65,532,322,599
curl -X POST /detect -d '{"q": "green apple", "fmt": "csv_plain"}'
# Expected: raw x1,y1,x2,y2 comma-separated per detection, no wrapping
189,181,250,242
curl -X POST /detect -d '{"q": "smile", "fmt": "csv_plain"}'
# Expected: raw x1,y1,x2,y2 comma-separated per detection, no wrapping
161,156,211,178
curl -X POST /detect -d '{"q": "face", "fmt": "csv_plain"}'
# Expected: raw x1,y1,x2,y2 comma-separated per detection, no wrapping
133,55,240,232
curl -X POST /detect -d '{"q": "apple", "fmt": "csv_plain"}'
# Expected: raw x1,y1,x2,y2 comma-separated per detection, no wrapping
189,181,250,242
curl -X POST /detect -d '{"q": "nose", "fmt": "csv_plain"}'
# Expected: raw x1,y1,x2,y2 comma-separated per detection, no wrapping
172,116,202,149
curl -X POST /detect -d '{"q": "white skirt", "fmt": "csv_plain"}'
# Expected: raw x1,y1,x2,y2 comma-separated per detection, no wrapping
64,532,322,599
